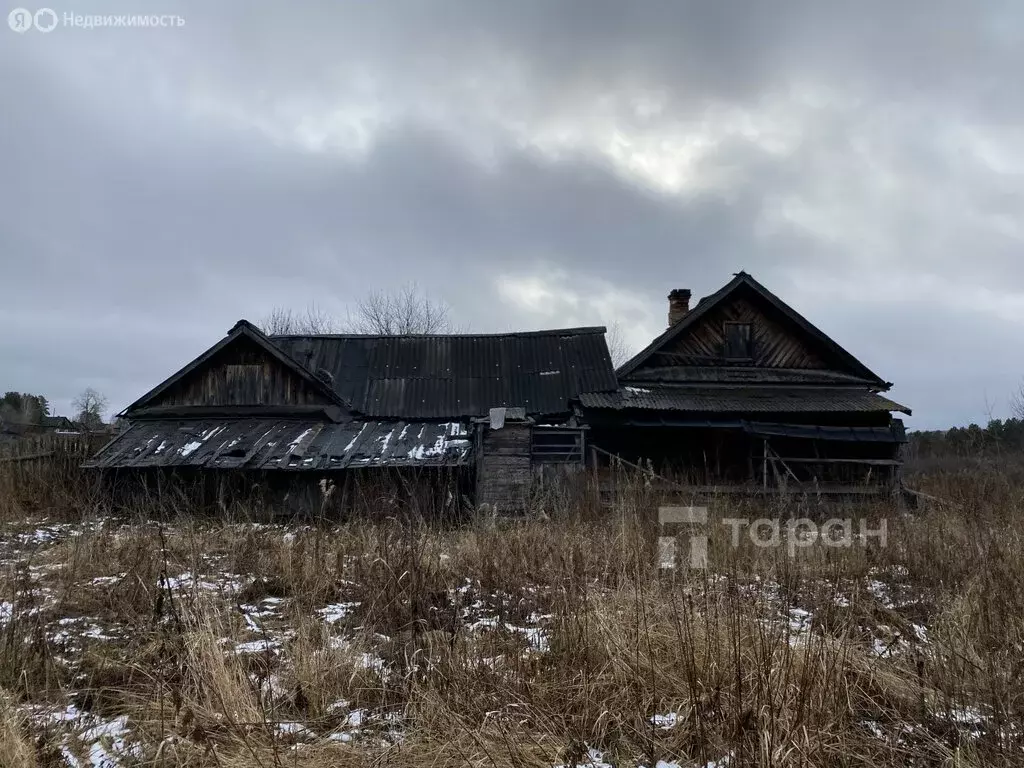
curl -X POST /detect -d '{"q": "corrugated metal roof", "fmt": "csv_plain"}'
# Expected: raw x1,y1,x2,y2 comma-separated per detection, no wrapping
627,366,877,386
85,418,473,470
579,386,911,414
272,329,617,419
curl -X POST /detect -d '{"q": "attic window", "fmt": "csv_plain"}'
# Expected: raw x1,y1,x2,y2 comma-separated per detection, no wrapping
723,322,753,360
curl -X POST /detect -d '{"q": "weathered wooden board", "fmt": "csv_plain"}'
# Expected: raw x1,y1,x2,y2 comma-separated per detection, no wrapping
656,296,827,369
150,337,332,409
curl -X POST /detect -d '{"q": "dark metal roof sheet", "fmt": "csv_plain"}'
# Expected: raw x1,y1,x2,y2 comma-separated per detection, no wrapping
272,328,617,419
85,418,473,470
579,386,911,414
626,366,877,386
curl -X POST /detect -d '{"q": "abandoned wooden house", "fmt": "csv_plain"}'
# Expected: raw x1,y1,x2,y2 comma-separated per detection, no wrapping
583,272,911,496
85,320,618,512
86,271,911,511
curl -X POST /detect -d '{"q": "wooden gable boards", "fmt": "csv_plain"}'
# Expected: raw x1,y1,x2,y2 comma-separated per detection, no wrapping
121,320,350,418
618,273,888,388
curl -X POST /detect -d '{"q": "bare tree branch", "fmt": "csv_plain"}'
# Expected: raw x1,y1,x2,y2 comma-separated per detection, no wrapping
72,388,108,431
346,284,454,335
259,287,454,337
1012,380,1024,420
259,305,342,335
605,321,634,369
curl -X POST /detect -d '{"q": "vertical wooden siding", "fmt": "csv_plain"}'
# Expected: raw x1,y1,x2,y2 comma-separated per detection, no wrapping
150,338,330,408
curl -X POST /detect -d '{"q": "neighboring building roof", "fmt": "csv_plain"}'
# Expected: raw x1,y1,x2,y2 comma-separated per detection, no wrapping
579,385,911,415
617,272,890,388
85,418,473,470
272,328,618,419
40,416,75,429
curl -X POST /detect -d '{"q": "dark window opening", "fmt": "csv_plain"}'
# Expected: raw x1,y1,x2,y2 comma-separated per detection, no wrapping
724,322,753,360
531,428,584,463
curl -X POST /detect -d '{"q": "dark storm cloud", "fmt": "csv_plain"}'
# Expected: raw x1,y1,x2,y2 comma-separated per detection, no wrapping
1,0,1022,427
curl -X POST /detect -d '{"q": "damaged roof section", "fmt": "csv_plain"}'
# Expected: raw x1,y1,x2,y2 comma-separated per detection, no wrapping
86,419,473,471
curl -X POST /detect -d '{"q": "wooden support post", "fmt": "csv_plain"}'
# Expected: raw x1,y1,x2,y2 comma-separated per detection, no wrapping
762,439,768,491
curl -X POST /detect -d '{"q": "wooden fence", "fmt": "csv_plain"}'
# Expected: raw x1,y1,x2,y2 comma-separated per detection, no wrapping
0,432,111,464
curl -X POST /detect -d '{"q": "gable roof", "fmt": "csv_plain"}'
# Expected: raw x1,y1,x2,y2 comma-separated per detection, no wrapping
41,415,76,429
120,320,349,418
272,327,618,419
617,272,890,388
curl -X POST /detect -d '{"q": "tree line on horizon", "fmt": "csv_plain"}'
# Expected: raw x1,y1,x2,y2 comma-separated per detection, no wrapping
909,394,1024,458
0,389,108,432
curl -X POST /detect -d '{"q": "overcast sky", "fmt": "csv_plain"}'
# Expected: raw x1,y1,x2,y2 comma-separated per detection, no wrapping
2,1,1022,429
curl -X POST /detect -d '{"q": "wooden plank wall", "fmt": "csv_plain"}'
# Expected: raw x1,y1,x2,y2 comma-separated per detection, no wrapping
153,339,328,408
477,425,531,513
658,297,827,369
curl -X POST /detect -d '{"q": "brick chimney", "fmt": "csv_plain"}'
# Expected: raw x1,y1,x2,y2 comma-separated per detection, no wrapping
667,289,692,327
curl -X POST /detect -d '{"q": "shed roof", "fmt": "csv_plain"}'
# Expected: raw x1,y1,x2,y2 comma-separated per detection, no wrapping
272,328,617,419
85,418,472,470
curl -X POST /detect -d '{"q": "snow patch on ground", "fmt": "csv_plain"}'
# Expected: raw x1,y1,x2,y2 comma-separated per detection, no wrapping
468,616,551,653
163,571,244,593
555,746,613,768
318,602,360,623
651,711,679,729
25,704,138,767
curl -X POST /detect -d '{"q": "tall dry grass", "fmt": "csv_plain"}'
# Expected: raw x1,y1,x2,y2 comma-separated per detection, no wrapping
0,691,38,768
0,454,1022,766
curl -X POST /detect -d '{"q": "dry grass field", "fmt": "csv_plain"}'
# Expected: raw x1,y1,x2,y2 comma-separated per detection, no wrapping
0,453,1022,767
